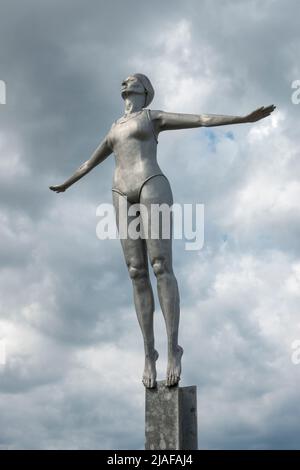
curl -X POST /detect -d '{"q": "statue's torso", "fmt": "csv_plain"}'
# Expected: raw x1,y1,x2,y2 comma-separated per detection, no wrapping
108,109,165,202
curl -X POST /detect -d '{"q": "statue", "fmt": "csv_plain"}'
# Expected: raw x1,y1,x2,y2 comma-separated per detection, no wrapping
50,73,275,389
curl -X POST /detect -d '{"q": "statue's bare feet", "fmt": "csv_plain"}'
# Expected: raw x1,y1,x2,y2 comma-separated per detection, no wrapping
166,345,183,387
142,350,159,389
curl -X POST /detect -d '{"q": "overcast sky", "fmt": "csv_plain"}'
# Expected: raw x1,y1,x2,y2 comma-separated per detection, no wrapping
0,0,300,449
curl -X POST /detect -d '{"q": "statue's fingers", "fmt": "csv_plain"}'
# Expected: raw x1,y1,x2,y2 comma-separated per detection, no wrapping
264,106,274,112
254,107,265,116
252,110,263,120
261,105,276,114
262,107,274,116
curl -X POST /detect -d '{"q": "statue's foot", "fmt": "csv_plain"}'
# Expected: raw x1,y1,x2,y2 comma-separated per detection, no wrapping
142,349,159,389
166,345,183,387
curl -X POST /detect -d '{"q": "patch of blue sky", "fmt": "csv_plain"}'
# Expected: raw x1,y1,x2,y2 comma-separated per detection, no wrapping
225,131,235,140
202,128,235,152
204,128,219,152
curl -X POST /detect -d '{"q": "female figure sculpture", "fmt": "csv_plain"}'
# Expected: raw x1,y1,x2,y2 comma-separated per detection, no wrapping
50,73,275,388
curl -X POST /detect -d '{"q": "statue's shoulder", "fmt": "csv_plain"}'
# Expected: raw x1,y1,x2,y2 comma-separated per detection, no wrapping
147,109,164,121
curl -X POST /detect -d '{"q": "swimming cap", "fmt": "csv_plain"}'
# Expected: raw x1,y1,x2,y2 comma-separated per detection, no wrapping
133,73,154,107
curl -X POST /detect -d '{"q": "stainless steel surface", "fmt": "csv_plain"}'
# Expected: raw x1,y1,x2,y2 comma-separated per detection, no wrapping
50,73,275,388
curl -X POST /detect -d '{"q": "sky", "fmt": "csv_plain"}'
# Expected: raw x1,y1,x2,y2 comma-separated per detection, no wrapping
0,0,300,450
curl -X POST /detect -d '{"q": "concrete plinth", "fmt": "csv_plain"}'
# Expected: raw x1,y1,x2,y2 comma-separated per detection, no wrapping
145,381,198,450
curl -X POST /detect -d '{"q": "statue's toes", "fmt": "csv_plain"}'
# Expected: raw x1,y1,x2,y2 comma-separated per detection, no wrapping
166,372,180,387
142,377,148,388
173,375,180,386
149,378,156,389
166,374,172,387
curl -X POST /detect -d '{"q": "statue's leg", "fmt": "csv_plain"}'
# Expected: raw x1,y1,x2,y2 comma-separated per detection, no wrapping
112,191,158,388
139,176,183,387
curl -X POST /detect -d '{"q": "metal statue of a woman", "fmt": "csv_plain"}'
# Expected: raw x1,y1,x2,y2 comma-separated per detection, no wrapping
50,73,275,389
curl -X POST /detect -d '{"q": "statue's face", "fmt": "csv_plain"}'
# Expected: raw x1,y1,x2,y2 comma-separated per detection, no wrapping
121,75,145,100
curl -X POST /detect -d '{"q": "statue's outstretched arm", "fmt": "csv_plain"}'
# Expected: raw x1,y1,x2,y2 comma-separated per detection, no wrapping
153,105,276,131
49,135,112,193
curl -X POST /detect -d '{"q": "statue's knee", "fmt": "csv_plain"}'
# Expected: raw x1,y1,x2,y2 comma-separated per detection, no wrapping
128,262,148,280
152,257,170,277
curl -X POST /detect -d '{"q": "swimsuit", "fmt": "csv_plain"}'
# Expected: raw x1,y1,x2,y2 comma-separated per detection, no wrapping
110,109,169,203
112,172,170,203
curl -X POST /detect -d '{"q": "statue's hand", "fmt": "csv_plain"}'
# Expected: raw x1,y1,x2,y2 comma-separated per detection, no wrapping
245,105,276,123
49,184,67,193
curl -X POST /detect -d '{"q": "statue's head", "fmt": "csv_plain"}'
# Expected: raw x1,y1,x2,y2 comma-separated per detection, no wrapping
121,73,154,107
